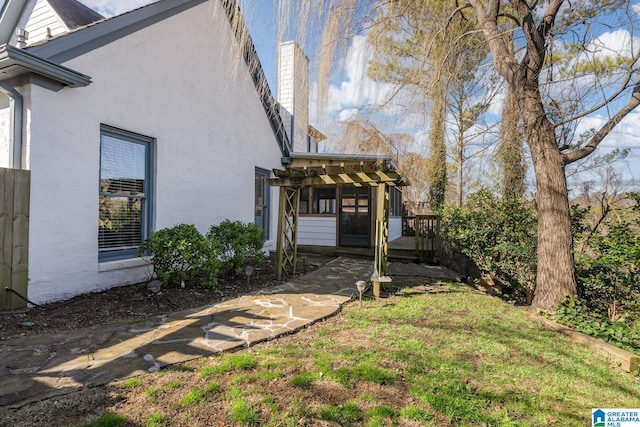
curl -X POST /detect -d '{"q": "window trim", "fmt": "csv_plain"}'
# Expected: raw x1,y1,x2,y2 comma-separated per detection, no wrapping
98,124,154,262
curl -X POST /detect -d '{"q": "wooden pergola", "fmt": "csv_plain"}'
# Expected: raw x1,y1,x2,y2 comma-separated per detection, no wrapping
268,153,410,297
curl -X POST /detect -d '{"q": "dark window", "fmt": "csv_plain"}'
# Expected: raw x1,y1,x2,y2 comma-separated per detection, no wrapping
313,188,336,214
299,187,310,214
255,168,270,239
99,125,153,261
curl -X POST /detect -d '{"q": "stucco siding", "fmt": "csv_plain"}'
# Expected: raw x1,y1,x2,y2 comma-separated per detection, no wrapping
297,216,336,247
25,1,283,303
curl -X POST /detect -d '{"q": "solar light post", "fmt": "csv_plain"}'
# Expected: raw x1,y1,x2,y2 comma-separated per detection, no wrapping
148,279,162,309
356,280,367,308
245,265,254,286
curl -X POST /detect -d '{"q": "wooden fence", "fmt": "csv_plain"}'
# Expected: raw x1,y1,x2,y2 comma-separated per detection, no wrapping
1,168,30,310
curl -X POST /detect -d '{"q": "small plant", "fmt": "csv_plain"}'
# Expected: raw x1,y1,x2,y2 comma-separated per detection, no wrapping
139,224,221,287
340,402,363,422
145,413,170,427
354,363,396,384
208,220,264,274
229,399,261,425
120,377,143,388
227,353,258,370
400,405,434,422
291,371,314,388
204,381,222,394
179,389,206,407
552,297,640,353
81,412,127,427
199,364,229,378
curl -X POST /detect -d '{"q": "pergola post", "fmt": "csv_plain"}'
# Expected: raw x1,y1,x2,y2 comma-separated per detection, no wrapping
372,182,390,298
275,186,300,281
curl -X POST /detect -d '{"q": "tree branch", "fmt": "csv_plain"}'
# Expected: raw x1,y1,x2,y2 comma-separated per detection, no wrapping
563,73,640,164
554,65,638,127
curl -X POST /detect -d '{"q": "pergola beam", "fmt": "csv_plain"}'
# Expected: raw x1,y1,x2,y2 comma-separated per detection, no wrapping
269,171,406,187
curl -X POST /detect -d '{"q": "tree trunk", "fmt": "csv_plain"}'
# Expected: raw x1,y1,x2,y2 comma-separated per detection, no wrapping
498,88,526,199
427,84,447,211
525,107,578,311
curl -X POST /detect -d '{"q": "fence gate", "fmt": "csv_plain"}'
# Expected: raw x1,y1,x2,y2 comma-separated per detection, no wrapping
1,168,30,310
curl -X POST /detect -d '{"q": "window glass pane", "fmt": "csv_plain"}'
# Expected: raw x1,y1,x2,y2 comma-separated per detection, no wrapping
254,169,270,239
299,187,309,214
99,127,152,261
98,196,142,250
314,188,336,214
100,135,146,196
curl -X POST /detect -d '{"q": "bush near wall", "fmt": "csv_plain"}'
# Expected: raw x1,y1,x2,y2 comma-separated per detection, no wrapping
208,220,264,275
139,224,220,287
139,220,263,287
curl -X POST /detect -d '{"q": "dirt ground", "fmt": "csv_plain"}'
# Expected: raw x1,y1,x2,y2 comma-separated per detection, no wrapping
0,256,330,342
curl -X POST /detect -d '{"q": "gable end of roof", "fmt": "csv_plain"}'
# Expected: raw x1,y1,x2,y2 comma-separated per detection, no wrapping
48,0,104,29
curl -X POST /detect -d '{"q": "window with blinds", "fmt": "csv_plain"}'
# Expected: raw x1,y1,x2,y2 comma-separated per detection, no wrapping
255,168,270,240
99,125,154,261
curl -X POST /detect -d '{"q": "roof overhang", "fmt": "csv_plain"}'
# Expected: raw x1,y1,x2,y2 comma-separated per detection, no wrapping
270,153,410,188
0,44,91,89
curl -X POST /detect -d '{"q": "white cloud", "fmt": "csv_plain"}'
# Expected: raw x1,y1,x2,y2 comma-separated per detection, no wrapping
82,0,157,17
338,108,359,121
326,35,396,117
588,29,638,59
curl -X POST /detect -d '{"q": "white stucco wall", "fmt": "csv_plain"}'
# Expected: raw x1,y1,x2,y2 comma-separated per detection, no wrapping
297,216,336,247
0,95,10,168
24,1,283,303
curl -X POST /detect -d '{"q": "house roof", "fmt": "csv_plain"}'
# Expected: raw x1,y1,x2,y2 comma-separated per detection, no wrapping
47,0,104,30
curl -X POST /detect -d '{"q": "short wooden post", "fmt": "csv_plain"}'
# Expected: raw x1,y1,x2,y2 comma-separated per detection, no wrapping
372,183,389,298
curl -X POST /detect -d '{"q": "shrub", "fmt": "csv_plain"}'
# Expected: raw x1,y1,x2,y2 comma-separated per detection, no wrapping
575,220,640,322
441,189,537,304
208,220,264,274
552,297,640,353
139,224,221,287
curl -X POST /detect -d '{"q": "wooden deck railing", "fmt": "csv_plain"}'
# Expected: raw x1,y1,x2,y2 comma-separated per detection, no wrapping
402,214,440,263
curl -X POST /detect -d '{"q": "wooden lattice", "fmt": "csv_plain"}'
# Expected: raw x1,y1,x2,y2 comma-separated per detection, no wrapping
275,186,299,281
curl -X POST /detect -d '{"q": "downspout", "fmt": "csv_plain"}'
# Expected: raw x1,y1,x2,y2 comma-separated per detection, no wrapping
0,80,23,169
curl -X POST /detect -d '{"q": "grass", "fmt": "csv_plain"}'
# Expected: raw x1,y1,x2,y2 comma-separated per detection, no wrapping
6,281,640,426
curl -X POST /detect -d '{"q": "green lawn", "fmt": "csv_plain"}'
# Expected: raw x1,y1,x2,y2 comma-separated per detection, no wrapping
7,281,639,427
